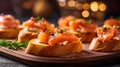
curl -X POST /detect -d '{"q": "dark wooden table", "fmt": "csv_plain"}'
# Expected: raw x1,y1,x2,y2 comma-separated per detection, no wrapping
1,55,120,67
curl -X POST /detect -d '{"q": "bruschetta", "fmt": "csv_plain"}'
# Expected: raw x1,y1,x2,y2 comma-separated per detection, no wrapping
18,17,54,42
0,14,22,38
25,28,82,56
69,19,97,43
89,26,120,51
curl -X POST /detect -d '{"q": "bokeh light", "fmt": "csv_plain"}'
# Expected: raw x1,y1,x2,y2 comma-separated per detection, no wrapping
90,2,99,12
82,10,90,18
59,1,66,7
82,3,89,10
68,0,76,7
99,3,107,11
75,3,82,10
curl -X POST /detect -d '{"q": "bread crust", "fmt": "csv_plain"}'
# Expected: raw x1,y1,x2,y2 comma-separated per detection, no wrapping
0,26,22,38
25,39,82,56
70,30,97,43
89,38,120,51
18,29,38,42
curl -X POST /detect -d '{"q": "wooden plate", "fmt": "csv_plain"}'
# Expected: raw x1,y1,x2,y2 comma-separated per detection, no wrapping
0,44,120,66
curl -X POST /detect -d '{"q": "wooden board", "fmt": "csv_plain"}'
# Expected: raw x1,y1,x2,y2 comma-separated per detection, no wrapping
0,44,120,66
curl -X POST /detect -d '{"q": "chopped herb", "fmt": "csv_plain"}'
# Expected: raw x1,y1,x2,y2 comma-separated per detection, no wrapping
72,18,79,21
35,16,42,21
57,27,66,33
86,18,92,23
47,28,51,31
0,39,29,50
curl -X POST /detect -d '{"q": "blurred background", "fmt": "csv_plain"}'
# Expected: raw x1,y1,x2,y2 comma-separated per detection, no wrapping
0,0,120,25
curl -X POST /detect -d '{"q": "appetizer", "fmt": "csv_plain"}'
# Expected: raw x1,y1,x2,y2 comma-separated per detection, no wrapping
89,26,120,51
0,14,22,38
18,17,54,42
69,19,97,43
25,28,82,56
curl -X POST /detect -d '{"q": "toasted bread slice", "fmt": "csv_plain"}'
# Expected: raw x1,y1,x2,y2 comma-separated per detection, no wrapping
25,39,82,56
70,30,97,43
0,26,22,38
89,38,120,51
18,29,38,42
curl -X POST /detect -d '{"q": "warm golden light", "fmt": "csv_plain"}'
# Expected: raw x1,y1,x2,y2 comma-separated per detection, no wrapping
75,3,82,10
68,0,76,7
82,10,89,18
59,1,66,7
82,3,89,10
99,3,107,11
90,2,99,12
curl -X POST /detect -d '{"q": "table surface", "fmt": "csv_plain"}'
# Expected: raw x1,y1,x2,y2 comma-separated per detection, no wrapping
1,55,120,67
0,56,28,67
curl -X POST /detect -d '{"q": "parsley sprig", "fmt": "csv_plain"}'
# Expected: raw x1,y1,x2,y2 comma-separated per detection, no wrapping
0,39,29,50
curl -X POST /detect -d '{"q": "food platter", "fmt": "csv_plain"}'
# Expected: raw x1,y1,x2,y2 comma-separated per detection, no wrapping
0,15,120,66
0,43,120,66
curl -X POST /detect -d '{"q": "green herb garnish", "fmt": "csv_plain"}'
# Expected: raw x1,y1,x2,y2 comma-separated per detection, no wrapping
0,39,29,50
57,27,66,33
35,16,42,21
72,18,79,21
86,18,92,23
47,28,51,31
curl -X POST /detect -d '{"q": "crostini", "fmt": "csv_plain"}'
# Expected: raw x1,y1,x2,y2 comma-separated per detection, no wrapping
25,28,82,56
18,17,54,42
0,14,22,38
69,19,97,43
89,26,120,51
